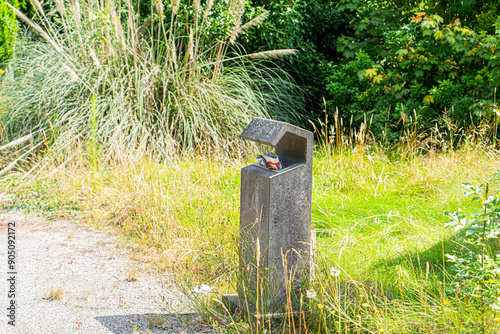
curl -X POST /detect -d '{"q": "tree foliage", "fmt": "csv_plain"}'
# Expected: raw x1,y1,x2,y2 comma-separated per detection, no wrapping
324,11,500,139
317,1,500,140
239,0,348,120
3,0,499,141
0,0,18,65
236,0,500,139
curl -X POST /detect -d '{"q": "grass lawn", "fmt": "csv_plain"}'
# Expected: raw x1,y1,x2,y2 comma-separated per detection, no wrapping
3,143,500,333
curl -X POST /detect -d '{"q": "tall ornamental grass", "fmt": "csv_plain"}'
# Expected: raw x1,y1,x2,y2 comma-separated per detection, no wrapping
0,0,303,159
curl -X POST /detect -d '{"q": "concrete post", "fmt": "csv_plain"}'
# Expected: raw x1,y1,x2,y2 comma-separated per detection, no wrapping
223,117,314,317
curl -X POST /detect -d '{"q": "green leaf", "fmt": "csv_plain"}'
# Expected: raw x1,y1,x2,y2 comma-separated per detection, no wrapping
434,30,444,40
372,75,383,84
364,67,378,79
423,95,434,104
395,49,408,57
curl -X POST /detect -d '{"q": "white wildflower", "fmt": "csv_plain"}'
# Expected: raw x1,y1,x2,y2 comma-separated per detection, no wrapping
190,284,214,294
330,267,340,277
306,289,317,299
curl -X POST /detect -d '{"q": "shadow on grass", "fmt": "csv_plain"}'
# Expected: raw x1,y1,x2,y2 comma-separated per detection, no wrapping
371,232,463,283
95,312,212,334
373,227,499,283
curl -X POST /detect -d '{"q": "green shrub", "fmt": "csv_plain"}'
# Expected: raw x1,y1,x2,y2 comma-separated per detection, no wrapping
238,0,500,137
445,171,500,329
323,13,500,142
0,0,18,65
239,0,348,122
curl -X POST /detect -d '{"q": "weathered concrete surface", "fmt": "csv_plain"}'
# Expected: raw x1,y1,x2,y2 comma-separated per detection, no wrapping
235,118,314,314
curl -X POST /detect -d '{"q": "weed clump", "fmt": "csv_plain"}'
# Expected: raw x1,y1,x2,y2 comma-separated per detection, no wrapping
44,288,63,301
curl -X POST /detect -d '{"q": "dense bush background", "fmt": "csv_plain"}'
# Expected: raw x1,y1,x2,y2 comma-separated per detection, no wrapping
1,0,499,143
238,0,500,140
238,0,347,123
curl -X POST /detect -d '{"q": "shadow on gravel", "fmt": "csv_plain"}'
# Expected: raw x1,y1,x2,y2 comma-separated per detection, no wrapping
96,312,213,334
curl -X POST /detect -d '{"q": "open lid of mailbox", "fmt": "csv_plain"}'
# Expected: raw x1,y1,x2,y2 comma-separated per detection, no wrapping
240,117,313,167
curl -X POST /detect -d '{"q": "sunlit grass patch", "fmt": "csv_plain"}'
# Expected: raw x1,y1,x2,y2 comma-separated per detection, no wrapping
3,140,500,332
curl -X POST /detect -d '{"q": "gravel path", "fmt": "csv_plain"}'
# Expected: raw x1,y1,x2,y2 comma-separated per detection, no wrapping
0,213,212,334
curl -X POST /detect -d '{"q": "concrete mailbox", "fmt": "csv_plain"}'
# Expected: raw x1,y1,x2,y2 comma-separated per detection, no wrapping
224,117,313,317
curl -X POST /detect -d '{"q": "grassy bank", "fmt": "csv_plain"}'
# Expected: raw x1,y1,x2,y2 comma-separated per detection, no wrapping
3,140,500,333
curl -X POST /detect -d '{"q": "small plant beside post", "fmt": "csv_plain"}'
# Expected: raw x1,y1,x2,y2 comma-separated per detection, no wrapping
445,171,500,332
